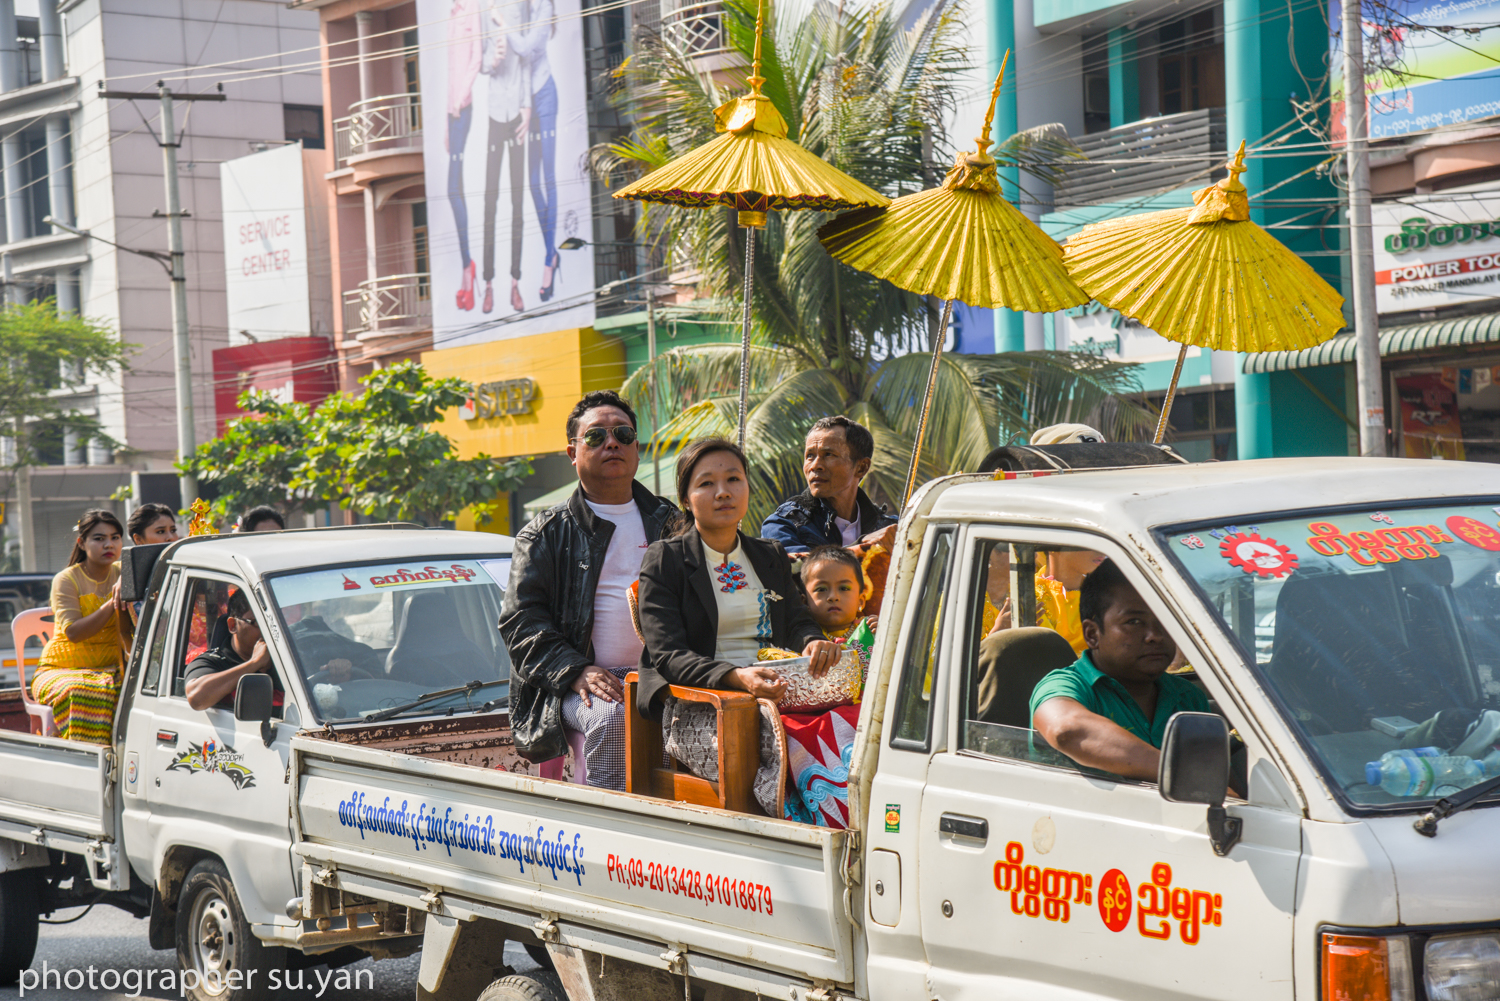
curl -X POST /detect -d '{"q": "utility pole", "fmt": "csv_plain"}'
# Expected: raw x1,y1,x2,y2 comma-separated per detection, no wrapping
1343,0,1385,455
5,253,35,572
98,82,226,509
646,290,659,494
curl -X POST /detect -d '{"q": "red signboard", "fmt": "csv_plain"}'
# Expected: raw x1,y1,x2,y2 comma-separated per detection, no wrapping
211,337,336,436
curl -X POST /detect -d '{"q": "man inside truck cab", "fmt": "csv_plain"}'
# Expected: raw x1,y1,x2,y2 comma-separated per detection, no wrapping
183,589,284,712
1029,560,1208,780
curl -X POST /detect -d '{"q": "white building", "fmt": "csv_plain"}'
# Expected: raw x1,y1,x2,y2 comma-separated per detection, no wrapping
0,0,320,569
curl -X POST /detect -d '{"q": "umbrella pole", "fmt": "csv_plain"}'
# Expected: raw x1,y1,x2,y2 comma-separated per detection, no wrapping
902,298,954,506
1153,343,1189,445
737,226,757,448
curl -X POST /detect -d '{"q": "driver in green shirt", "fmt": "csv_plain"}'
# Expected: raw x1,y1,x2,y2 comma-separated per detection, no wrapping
1030,559,1209,780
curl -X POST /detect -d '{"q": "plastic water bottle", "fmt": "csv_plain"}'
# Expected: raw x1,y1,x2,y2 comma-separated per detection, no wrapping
1377,747,1441,763
1482,748,1500,777
1365,755,1484,797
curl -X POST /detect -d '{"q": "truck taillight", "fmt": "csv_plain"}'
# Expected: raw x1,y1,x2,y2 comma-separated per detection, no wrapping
1322,933,1415,1001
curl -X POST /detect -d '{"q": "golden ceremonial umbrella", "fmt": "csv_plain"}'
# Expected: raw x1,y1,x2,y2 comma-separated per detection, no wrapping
818,56,1089,502
613,0,888,447
1063,141,1345,443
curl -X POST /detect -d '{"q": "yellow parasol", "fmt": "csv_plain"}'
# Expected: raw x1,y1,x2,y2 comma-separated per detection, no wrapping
1063,141,1346,443
818,55,1089,502
613,0,888,446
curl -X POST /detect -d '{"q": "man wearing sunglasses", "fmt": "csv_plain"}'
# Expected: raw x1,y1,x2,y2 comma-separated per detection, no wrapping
500,389,676,790
184,589,284,712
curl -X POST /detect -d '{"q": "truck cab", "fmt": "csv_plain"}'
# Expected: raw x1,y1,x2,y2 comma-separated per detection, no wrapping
860,456,1500,1001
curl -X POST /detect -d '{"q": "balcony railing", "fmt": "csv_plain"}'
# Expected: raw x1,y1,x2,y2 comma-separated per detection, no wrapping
663,0,729,57
342,273,431,337
1053,108,1226,209
334,92,423,169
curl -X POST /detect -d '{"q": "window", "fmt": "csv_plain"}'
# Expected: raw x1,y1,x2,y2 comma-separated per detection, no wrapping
403,30,421,130
284,104,325,150
139,570,181,695
890,528,954,750
955,536,1109,772
1154,10,1223,115
1142,384,1236,462
265,558,511,723
412,200,430,299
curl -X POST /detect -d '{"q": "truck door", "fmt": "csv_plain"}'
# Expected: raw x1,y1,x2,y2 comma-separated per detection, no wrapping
863,525,956,1001
140,572,295,930
119,566,184,876
915,527,1303,1001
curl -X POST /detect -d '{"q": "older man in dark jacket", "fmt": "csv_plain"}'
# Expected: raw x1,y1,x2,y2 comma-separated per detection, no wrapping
499,390,675,788
761,415,897,553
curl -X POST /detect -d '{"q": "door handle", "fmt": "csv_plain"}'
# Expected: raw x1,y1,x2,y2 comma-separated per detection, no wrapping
939,813,988,842
156,730,177,746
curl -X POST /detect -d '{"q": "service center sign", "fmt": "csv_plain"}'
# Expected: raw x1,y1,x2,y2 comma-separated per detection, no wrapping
1373,186,1500,313
220,143,310,344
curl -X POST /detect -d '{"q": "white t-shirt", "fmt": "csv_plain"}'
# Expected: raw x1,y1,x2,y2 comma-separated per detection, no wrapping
584,498,649,670
834,513,860,547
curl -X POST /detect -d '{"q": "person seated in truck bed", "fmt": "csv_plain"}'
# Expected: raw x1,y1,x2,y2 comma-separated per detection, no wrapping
184,588,284,713
32,510,128,744
783,546,876,827
1029,559,1209,780
635,438,842,816
499,390,677,791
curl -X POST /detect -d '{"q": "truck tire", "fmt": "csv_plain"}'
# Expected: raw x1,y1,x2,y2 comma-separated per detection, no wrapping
476,971,566,1001
0,869,41,986
175,859,285,1001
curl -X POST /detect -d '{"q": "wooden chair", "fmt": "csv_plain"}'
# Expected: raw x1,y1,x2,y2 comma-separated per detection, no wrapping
624,672,763,813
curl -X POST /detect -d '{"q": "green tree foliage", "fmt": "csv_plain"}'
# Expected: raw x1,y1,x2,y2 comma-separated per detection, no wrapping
184,362,532,527
600,0,1152,523
0,299,128,463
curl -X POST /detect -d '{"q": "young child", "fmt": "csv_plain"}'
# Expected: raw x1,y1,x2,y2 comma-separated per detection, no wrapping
801,546,876,668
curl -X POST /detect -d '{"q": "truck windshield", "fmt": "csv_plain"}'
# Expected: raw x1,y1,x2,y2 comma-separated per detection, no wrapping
1163,503,1500,812
266,557,511,722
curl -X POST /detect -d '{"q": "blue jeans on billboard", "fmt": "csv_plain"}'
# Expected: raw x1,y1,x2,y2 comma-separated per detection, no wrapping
448,105,474,268
528,77,558,275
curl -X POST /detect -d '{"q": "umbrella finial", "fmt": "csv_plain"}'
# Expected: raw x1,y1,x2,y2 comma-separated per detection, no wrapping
748,0,767,95
975,50,1009,159
1188,139,1251,224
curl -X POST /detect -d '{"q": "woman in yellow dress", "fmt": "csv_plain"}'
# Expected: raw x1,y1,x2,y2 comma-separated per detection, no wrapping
32,510,127,744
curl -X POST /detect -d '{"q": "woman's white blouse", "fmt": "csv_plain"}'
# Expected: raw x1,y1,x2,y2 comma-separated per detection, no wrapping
702,539,777,667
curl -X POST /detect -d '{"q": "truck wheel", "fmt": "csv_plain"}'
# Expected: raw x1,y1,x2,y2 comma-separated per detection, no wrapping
476,971,566,1001
0,870,41,986
175,859,285,1001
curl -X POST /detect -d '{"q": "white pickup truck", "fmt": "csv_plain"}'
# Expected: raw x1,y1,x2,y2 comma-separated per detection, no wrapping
5,456,1500,1001
0,526,519,999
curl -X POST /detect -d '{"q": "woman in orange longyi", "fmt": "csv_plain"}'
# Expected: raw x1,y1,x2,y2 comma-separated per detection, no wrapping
32,510,128,744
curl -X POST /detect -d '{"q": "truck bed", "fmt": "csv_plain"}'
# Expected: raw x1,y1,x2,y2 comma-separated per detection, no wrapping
289,716,858,994
0,714,120,887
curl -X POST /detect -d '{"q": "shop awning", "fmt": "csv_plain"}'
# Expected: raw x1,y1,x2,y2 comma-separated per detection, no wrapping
1241,312,1500,373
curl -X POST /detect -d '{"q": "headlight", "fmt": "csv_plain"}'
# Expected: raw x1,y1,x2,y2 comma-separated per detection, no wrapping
1425,933,1500,1001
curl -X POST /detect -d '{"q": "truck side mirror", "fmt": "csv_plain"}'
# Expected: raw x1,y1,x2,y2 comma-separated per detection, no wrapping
234,673,276,747
1159,711,1242,857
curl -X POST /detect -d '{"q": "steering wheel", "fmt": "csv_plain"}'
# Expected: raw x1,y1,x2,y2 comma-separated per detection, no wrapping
307,664,377,686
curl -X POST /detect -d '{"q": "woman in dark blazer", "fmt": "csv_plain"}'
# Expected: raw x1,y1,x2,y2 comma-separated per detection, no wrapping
636,437,841,719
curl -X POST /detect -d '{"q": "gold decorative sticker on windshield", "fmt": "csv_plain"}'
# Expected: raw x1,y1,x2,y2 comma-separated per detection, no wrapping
1306,519,1454,566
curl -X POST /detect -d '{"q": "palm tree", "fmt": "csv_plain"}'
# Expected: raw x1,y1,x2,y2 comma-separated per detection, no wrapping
597,0,1152,523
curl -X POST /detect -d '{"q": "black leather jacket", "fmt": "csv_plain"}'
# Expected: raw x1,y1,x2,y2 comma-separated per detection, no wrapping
498,480,677,761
